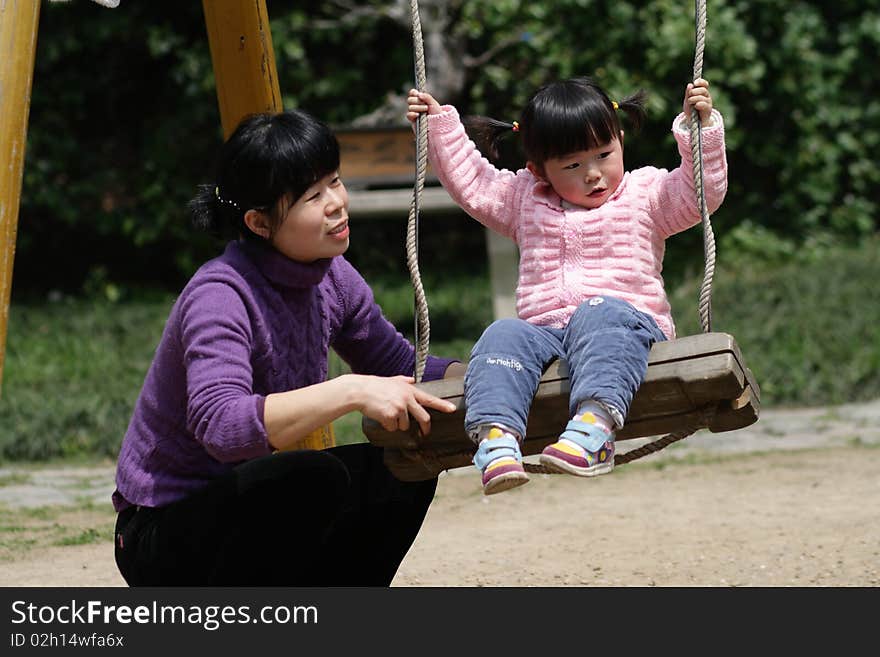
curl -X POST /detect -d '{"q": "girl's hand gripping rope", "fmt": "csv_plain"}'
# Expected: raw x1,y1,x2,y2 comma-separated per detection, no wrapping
406,89,443,126
683,78,714,124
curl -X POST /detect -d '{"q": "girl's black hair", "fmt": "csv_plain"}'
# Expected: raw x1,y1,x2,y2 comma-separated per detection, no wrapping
464,77,647,168
189,109,340,240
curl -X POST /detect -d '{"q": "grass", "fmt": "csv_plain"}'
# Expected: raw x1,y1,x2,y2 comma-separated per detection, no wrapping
1,296,174,460
0,502,115,561
1,238,878,461
0,472,32,487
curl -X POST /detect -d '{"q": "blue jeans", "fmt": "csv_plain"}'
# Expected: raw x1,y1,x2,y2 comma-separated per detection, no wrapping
464,296,667,438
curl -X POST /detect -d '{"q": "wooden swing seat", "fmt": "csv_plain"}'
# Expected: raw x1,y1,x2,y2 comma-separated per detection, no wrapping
363,332,760,481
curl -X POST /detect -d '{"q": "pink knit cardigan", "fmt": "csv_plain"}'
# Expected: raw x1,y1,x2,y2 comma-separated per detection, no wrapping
426,106,728,339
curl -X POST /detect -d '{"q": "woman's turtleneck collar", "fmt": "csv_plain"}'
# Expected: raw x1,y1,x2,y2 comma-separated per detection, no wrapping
232,239,332,289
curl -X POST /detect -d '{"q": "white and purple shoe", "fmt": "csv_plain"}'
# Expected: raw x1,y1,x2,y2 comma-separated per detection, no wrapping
473,428,530,495
539,412,615,477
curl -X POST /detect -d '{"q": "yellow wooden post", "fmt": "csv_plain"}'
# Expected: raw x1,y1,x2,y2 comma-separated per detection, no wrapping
0,0,41,396
202,0,283,139
202,0,334,450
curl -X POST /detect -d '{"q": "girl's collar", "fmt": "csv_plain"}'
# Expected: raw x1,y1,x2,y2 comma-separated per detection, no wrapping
532,177,562,210
233,239,332,288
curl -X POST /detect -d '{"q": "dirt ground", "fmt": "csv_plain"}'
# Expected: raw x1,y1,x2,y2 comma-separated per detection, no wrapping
1,400,879,587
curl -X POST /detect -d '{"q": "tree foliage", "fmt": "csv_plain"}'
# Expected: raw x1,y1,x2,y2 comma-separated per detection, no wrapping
15,0,879,297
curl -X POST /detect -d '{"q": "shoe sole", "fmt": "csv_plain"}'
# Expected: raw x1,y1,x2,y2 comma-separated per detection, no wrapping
538,453,614,477
483,471,530,495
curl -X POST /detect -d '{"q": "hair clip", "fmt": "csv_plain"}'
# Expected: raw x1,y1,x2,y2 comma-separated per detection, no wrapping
512,121,520,132
611,101,619,110
214,186,241,211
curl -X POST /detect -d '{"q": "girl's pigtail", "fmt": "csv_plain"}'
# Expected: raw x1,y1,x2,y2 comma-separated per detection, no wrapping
188,183,223,235
616,89,648,134
462,115,519,164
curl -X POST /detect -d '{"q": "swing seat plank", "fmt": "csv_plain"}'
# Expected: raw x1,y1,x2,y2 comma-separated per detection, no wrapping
362,332,760,481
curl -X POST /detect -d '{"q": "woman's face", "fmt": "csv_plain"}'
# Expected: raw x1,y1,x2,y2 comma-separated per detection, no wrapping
269,172,350,262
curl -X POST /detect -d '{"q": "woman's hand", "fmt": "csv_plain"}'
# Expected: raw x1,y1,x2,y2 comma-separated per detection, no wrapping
263,373,455,450
350,374,456,436
683,78,714,124
406,89,443,126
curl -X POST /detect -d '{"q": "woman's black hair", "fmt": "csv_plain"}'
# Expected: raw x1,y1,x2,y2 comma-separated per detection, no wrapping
189,109,340,240
464,77,647,168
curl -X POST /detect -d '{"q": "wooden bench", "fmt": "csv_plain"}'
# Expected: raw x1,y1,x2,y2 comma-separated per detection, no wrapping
363,332,760,481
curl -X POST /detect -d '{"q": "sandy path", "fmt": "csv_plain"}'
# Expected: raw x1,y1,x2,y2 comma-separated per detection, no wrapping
2,400,879,587
393,447,880,586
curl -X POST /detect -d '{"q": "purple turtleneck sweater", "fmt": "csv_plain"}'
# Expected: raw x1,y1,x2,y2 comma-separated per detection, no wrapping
113,240,455,511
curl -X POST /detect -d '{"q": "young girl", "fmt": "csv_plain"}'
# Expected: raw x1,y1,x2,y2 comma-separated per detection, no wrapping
112,108,463,585
406,76,726,495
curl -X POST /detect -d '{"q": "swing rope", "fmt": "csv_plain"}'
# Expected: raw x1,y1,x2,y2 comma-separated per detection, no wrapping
407,0,431,383
405,0,715,470
691,0,716,333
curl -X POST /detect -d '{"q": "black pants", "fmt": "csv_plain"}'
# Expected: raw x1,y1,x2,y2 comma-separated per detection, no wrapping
114,444,437,586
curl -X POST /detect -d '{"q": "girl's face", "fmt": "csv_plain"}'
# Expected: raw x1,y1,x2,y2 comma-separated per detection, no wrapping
530,132,624,209
261,172,350,262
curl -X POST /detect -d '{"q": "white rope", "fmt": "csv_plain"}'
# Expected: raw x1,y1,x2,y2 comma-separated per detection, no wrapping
407,0,431,382
689,0,716,333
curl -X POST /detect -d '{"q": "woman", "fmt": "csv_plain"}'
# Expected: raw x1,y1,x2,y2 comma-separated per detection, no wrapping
113,109,463,585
